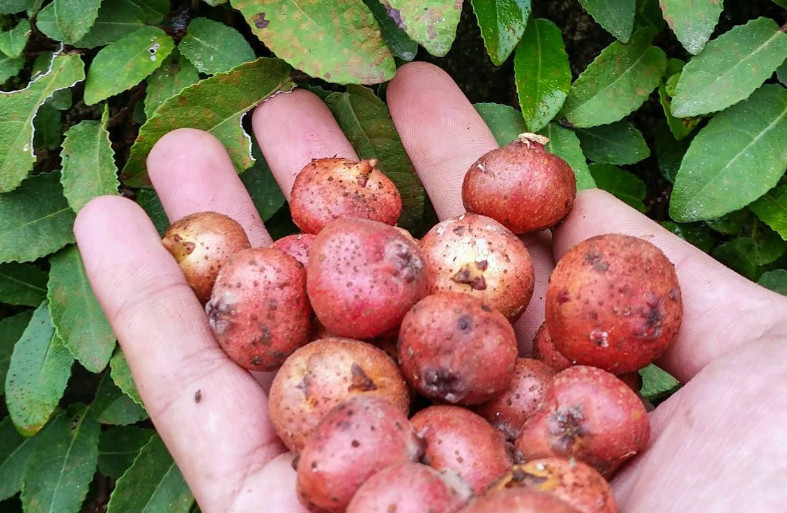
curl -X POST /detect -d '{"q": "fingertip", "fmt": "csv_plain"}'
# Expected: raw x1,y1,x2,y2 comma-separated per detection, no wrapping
74,195,153,246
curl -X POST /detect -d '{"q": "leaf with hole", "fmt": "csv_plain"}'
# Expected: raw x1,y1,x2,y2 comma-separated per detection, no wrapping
471,0,532,66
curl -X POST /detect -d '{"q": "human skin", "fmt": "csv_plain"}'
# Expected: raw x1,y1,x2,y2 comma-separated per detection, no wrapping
74,62,787,513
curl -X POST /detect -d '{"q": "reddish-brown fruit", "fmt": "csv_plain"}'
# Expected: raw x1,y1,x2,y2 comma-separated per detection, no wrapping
161,211,250,303
271,233,315,267
346,462,473,513
290,157,402,234
473,358,557,441
462,134,576,234
461,488,581,513
531,322,573,372
419,213,535,322
205,247,310,371
490,458,617,513
411,405,512,495
307,217,428,339
545,234,683,374
398,292,518,405
268,337,409,453
515,366,650,478
296,396,422,513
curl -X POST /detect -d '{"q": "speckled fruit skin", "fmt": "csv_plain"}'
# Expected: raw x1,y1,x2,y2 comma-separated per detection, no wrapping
346,462,473,513
473,358,557,441
411,405,512,495
461,488,581,513
531,322,573,372
307,217,428,339
296,396,422,513
205,247,310,371
398,292,518,405
161,211,250,304
290,157,402,234
268,337,409,453
462,135,576,235
271,233,315,267
419,213,535,322
514,366,650,478
545,234,683,374
489,458,616,513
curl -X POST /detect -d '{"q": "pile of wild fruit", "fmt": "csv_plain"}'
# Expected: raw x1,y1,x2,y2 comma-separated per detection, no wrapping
162,134,682,513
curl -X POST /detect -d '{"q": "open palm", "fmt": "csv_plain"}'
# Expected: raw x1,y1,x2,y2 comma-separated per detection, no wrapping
74,62,787,513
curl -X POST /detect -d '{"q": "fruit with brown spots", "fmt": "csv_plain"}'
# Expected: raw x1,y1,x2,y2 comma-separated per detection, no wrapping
346,462,473,513
162,211,250,303
268,337,409,452
462,133,576,234
419,213,535,322
296,396,422,513
489,458,616,513
472,358,557,441
545,234,683,374
460,488,581,513
307,217,428,339
290,157,402,234
271,233,315,267
398,292,518,405
531,322,573,372
514,365,650,478
411,405,512,495
205,247,310,371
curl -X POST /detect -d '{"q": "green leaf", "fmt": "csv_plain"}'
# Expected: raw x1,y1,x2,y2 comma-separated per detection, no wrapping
514,17,571,132
325,85,426,233
577,0,636,42
32,103,62,150
0,54,25,83
53,0,103,43
0,262,47,306
653,120,691,183
0,416,36,501
777,59,787,87
658,81,700,140
588,163,647,212
634,0,666,31
178,18,255,75
0,172,76,264
0,310,33,397
47,246,115,373
20,403,100,513
5,302,74,436
661,221,715,253
60,115,119,213
639,364,680,401
750,181,787,240
98,426,154,479
106,434,194,513
758,269,787,296
382,0,462,57
241,141,286,222
144,50,199,119
705,208,753,236
83,26,173,105
539,122,596,190
93,374,148,425
135,189,169,236
74,0,165,48
474,102,527,146
122,57,295,187
658,0,722,54
0,19,31,58
47,88,73,110
712,238,764,280
0,53,85,192
575,120,650,164
671,18,787,118
362,0,418,61
471,0,531,66
0,0,38,14
110,349,143,406
232,0,394,84
669,84,787,222
559,29,666,128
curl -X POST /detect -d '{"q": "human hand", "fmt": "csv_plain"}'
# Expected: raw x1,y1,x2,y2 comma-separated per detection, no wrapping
74,62,787,512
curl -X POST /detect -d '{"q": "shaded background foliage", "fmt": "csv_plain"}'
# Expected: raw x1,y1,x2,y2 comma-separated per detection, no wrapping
0,0,785,511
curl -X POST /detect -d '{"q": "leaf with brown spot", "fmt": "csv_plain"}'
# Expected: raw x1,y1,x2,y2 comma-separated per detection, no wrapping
382,0,462,57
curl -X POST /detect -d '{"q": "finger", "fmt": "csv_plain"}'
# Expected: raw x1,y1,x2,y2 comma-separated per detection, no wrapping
146,128,271,247
387,61,553,346
552,189,787,382
252,89,358,200
75,196,287,512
